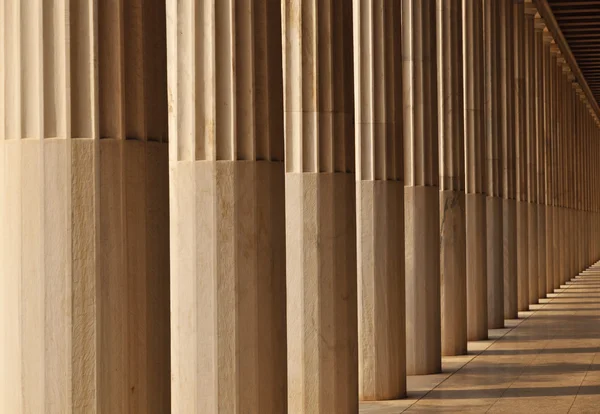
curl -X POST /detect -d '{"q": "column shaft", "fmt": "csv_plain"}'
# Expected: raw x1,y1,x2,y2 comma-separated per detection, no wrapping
167,1,287,412
404,0,442,374
514,1,529,312
439,0,467,356
464,0,488,341
283,1,358,411
354,0,406,401
484,0,504,328
500,0,518,319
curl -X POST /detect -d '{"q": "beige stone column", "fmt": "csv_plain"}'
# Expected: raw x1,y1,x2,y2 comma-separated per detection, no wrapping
404,0,442,374
542,28,553,295
282,2,358,412
534,16,547,299
514,0,529,312
524,3,538,305
547,37,559,292
484,0,504,328
354,0,406,401
464,0,488,340
167,2,287,413
439,0,467,356
500,0,518,319
550,45,561,291
0,1,171,412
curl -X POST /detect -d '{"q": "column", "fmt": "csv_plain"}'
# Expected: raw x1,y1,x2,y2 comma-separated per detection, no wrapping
283,1,358,412
524,3,538,305
500,0,518,319
439,0,467,356
354,0,406,401
548,39,560,292
514,0,529,312
534,15,547,299
484,0,504,328
1,1,171,412
542,28,553,295
167,1,287,412
464,0,488,341
404,0,441,374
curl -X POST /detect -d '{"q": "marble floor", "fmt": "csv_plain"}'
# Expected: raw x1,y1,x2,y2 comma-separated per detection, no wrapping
361,263,600,413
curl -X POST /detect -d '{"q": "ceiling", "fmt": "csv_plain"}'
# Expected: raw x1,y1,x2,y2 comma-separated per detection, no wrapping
548,0,600,107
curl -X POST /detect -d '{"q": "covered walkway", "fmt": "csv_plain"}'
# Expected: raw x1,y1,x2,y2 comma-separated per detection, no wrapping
363,262,600,413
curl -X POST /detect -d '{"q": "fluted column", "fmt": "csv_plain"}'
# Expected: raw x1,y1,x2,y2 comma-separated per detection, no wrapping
524,3,538,305
484,0,504,328
514,0,529,312
283,2,358,412
464,0,488,340
548,39,560,292
500,0,518,319
0,1,171,412
439,0,467,356
542,28,553,295
403,0,441,375
354,0,406,401
167,2,287,412
534,15,547,300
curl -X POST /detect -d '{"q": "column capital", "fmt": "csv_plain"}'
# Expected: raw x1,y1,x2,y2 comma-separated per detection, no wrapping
534,15,546,31
524,1,537,16
550,42,560,56
542,28,553,44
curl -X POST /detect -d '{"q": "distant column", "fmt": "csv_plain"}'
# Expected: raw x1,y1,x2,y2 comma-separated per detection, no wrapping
484,0,504,328
464,0,488,340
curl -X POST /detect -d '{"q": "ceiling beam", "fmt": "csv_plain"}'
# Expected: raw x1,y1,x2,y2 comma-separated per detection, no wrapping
537,0,600,117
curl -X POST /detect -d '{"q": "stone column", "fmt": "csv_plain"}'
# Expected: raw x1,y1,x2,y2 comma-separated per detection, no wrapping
534,15,547,299
547,38,559,292
484,0,504,328
514,0,529,312
542,28,553,295
524,3,538,305
464,0,488,341
283,2,358,412
439,0,467,356
404,0,441,374
354,0,406,401
167,2,287,412
500,0,518,319
0,1,171,412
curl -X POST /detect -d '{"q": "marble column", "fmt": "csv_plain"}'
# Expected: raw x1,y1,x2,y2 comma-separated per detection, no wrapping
500,0,518,319
464,0,488,341
404,0,442,375
439,0,467,356
548,40,560,292
282,1,358,412
167,1,287,412
534,15,547,300
484,0,504,328
542,28,553,296
524,3,539,305
0,1,171,412
514,0,529,312
354,0,406,401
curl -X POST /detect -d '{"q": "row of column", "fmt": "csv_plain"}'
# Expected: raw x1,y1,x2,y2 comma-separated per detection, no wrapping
166,0,600,411
2,0,600,413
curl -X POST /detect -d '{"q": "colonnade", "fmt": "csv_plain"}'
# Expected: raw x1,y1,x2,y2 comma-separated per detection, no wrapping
1,0,600,413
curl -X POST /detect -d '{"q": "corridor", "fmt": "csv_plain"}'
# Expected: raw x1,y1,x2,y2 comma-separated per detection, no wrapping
362,263,600,413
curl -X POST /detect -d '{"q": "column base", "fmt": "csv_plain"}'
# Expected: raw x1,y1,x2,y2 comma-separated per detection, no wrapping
503,198,518,319
517,200,529,311
357,180,406,401
487,196,504,329
440,190,467,356
466,193,488,341
406,185,441,375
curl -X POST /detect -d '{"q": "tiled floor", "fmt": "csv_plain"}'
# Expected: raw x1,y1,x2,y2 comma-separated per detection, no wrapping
361,263,600,413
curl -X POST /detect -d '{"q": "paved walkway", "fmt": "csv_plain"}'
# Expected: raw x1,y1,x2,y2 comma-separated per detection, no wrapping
361,263,600,413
